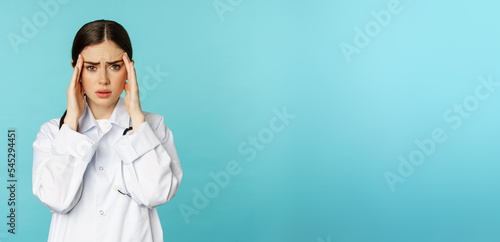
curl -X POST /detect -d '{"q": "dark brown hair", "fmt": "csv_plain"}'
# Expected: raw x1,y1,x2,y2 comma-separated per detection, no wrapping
60,20,133,129
71,19,133,67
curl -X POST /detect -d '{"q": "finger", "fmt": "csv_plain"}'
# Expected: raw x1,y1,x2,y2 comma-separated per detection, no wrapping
77,54,84,83
129,61,137,86
70,55,81,87
70,66,79,87
122,52,131,80
122,53,137,85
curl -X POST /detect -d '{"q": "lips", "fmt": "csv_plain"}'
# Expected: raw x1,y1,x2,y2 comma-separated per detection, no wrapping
96,89,111,98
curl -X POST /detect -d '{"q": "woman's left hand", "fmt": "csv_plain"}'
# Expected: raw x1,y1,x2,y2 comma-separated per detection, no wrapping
122,52,145,132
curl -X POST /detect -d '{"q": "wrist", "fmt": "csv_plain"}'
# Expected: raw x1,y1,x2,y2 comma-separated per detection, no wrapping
131,113,145,132
63,116,79,131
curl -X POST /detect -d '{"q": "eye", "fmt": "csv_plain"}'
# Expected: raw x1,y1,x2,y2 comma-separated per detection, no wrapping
110,64,121,70
86,66,96,71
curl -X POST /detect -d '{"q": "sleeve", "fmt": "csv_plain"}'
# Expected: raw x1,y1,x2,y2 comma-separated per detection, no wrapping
113,114,183,208
32,121,98,214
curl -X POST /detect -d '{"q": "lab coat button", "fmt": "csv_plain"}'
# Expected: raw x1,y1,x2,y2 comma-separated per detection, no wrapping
99,210,104,215
99,167,104,171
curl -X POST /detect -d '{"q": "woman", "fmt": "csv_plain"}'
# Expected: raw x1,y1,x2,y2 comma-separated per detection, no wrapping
32,19,183,242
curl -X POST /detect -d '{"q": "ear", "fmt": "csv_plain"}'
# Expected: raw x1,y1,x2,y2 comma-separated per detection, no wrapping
70,60,74,68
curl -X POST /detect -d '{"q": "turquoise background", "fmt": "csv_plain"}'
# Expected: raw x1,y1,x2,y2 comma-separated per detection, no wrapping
2,0,500,241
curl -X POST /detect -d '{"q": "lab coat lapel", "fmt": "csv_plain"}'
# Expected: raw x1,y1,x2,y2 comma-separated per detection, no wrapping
77,96,98,134
109,97,131,129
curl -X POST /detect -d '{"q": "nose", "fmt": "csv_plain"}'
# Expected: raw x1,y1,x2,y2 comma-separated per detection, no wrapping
98,69,110,85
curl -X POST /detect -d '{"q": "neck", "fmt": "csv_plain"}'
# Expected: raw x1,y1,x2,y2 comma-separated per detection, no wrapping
87,98,119,119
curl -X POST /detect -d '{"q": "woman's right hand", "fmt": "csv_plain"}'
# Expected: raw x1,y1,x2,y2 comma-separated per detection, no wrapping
64,54,86,131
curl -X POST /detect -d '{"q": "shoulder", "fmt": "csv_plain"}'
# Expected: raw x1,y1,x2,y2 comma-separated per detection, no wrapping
143,112,166,127
143,111,173,138
143,111,165,126
39,118,61,132
34,118,61,142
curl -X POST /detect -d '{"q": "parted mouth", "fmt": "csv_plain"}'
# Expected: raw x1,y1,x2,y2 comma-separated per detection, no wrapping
96,89,112,98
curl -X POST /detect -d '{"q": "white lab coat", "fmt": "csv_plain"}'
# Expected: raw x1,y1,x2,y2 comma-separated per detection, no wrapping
32,97,183,242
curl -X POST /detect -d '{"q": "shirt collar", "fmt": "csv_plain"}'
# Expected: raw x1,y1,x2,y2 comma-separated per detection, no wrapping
78,96,130,133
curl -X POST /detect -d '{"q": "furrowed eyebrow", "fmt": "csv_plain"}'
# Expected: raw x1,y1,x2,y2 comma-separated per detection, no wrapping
83,60,124,65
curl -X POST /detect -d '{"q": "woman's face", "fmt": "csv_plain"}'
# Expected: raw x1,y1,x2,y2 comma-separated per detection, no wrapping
79,40,128,112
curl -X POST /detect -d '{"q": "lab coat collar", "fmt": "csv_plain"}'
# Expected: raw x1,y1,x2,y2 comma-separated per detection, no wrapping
108,96,131,129
78,96,130,133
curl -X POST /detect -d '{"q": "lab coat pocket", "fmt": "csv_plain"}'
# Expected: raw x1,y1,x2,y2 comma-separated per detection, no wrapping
121,208,153,242
115,160,148,224
124,201,149,224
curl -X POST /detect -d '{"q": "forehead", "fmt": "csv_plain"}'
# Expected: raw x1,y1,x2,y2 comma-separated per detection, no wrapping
80,40,124,61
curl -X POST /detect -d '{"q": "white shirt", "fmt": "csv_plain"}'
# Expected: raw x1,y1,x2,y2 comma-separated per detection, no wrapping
32,97,183,242
95,119,111,134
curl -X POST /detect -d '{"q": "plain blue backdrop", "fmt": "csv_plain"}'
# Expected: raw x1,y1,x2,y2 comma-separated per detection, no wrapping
2,0,500,241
